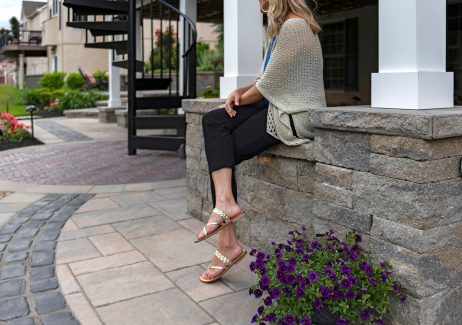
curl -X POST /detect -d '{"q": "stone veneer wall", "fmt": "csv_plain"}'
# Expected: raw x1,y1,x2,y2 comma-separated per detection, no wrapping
183,99,462,325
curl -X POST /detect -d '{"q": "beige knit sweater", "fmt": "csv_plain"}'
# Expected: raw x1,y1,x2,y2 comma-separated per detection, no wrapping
256,18,327,146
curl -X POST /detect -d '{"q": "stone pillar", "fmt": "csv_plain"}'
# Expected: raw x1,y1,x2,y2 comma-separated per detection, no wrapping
179,0,197,97
371,0,454,109
183,98,462,324
219,0,264,99
18,52,25,90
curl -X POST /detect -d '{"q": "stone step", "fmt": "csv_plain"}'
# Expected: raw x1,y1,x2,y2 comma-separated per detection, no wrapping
96,99,128,108
62,108,99,118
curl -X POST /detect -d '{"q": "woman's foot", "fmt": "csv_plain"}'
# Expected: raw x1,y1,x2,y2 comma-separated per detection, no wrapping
200,242,244,281
196,199,242,242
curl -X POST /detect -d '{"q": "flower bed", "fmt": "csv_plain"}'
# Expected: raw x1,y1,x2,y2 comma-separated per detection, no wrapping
0,112,42,151
248,226,406,325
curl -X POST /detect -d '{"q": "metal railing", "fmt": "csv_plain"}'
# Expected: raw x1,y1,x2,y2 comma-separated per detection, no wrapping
0,30,43,48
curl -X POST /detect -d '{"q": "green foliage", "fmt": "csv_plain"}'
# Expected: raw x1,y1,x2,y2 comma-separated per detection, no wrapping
38,72,66,90
55,90,105,110
196,41,223,72
66,73,86,90
0,85,27,116
92,70,108,85
198,86,220,98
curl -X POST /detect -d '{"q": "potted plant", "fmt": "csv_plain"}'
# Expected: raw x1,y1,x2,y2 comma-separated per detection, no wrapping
248,226,406,324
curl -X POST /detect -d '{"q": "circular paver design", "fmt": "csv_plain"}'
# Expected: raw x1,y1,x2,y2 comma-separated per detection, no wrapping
0,193,95,324
0,140,186,185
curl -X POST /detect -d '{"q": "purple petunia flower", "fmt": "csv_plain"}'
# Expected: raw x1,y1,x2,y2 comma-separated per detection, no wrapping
374,319,384,325
367,278,377,286
313,297,323,310
256,251,265,260
320,285,330,298
260,275,270,289
265,312,276,322
336,317,348,325
271,287,281,299
286,274,296,284
254,288,263,298
324,268,335,277
251,313,259,323
249,248,257,256
286,264,295,273
285,314,296,325
355,234,362,243
399,294,407,303
296,287,305,298
264,296,272,306
340,278,351,289
288,257,297,265
345,290,355,300
249,262,257,272
359,309,371,320
392,282,400,293
381,272,389,282
257,305,264,315
283,287,292,295
308,271,319,283
300,317,312,325
310,240,321,250
363,263,374,275
340,265,351,276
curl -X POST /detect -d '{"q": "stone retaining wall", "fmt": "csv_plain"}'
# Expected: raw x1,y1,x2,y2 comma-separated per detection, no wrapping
183,99,462,324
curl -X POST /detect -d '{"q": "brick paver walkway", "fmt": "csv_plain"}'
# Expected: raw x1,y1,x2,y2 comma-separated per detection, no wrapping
0,180,260,325
0,140,186,185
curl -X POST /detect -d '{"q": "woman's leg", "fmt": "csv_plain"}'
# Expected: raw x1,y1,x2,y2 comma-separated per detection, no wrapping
200,103,282,280
198,99,267,242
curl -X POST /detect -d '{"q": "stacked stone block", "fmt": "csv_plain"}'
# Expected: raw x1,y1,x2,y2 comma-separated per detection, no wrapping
183,99,462,324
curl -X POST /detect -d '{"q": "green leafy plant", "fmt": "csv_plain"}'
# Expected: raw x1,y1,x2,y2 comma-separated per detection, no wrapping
92,70,108,86
198,86,220,98
196,41,223,72
248,226,406,324
54,90,105,111
0,112,31,143
66,73,86,90
38,72,66,90
146,26,178,72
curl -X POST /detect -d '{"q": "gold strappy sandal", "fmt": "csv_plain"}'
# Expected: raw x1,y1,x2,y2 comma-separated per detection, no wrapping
199,248,247,283
194,207,246,243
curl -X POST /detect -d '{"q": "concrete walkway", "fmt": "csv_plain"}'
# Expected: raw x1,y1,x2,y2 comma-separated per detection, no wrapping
0,179,260,325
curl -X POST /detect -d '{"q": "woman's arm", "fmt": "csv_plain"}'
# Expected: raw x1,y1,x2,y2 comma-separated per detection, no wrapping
237,83,264,106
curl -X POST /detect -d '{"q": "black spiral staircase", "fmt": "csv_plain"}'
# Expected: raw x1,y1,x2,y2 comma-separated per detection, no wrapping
63,0,197,157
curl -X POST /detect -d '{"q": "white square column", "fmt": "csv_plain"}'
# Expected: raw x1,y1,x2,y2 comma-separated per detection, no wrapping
220,0,264,99
371,0,454,109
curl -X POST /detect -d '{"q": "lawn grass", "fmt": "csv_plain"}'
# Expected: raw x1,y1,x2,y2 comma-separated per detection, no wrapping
0,84,27,116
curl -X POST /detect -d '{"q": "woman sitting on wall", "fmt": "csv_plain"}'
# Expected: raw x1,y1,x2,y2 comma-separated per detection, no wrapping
195,0,327,283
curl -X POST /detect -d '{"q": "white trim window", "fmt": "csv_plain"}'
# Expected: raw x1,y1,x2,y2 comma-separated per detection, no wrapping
49,0,60,18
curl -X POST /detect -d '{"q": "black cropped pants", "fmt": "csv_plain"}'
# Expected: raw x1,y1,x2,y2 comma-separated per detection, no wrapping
201,98,282,207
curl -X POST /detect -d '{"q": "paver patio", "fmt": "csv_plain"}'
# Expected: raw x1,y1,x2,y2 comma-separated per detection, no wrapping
0,179,260,324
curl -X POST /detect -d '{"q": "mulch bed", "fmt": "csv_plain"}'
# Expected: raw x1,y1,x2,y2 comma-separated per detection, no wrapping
0,137,44,152
35,110,64,118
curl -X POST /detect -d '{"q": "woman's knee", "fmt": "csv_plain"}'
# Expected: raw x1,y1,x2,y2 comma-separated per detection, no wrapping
202,106,226,126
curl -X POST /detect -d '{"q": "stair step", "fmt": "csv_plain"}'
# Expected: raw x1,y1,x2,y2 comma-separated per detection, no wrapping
85,40,128,54
135,115,185,130
130,135,184,152
63,0,128,16
113,60,144,71
67,21,128,36
136,96,184,109
135,78,172,91
62,108,99,118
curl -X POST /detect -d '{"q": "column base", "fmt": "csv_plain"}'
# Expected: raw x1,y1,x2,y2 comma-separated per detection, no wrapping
371,71,454,109
220,75,258,99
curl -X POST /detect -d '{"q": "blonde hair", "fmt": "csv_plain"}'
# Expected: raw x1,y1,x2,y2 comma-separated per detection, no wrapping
266,0,322,37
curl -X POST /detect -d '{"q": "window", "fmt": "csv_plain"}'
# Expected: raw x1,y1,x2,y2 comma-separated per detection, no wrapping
319,18,359,91
447,3,462,104
49,0,59,18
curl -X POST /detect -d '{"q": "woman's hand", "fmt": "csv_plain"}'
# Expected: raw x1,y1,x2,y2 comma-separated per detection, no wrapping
224,89,242,118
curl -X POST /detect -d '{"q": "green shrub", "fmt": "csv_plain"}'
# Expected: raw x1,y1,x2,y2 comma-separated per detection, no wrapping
92,70,108,85
66,73,85,90
56,90,105,110
23,88,44,106
38,72,66,90
198,86,220,98
39,91,52,108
